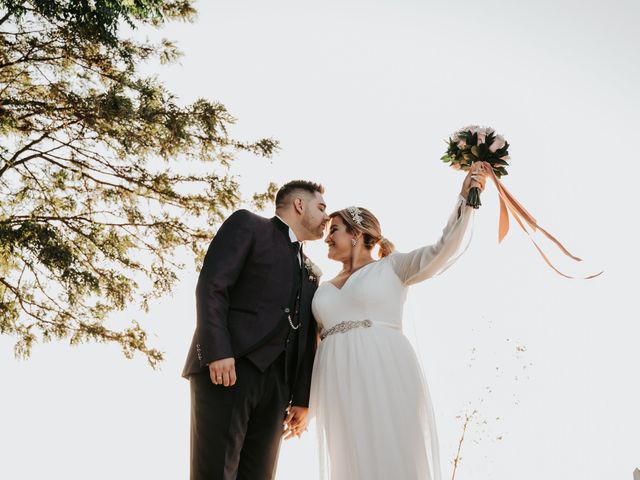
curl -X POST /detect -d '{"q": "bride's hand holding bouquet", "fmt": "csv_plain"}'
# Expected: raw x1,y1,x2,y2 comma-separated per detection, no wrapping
441,125,602,280
460,163,490,200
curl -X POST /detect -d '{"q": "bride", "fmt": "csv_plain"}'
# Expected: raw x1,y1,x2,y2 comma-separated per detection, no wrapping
307,168,487,480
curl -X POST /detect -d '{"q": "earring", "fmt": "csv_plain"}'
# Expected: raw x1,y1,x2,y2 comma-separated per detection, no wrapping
352,239,357,247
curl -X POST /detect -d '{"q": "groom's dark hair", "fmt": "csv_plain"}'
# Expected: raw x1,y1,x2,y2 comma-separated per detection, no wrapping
275,180,324,209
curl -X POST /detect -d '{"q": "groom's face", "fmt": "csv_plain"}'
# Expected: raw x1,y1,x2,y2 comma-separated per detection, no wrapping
300,191,329,241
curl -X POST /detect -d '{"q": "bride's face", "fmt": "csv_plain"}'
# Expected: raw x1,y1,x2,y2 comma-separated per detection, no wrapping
325,215,354,261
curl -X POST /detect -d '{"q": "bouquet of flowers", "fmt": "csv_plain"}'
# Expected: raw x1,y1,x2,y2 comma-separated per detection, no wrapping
441,125,511,208
438,124,602,280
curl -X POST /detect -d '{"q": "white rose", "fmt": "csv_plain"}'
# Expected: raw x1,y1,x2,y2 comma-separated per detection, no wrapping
304,258,322,280
460,125,479,134
489,135,506,153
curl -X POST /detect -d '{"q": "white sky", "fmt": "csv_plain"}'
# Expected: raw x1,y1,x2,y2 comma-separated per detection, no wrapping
2,0,639,479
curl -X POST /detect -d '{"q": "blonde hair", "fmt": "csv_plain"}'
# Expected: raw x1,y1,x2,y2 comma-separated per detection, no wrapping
330,207,396,258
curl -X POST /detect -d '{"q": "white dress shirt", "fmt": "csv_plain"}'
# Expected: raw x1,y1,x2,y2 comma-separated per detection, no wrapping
275,214,302,265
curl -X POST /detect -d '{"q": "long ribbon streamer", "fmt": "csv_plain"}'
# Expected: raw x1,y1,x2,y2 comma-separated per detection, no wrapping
471,161,603,279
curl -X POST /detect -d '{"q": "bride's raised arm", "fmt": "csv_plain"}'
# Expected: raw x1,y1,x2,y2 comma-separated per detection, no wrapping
388,193,474,286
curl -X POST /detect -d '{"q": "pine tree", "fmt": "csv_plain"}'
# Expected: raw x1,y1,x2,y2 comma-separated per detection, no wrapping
0,1,278,366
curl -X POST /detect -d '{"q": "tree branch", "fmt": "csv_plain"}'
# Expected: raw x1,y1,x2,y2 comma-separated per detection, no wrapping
0,12,12,26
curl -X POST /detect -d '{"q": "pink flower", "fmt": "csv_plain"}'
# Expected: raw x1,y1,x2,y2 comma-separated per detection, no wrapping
457,139,467,149
489,135,506,153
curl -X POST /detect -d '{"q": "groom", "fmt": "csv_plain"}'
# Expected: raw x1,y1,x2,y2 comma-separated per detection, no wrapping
182,180,329,480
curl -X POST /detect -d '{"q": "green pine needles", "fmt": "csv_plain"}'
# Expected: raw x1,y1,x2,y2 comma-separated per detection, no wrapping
0,1,278,366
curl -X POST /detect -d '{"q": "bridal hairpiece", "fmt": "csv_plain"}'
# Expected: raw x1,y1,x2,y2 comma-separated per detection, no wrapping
346,206,364,227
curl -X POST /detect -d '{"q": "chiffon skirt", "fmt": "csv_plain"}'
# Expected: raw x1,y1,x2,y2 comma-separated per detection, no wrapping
309,324,441,480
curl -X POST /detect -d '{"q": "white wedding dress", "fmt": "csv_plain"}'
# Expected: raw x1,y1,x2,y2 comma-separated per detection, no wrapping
309,194,473,480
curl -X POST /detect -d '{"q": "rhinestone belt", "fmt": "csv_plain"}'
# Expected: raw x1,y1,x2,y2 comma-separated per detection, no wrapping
320,319,373,340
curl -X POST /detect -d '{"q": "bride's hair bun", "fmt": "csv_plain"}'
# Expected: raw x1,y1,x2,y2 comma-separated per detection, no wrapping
377,237,395,258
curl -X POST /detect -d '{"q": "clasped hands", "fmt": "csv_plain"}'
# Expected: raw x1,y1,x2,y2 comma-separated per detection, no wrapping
282,405,309,440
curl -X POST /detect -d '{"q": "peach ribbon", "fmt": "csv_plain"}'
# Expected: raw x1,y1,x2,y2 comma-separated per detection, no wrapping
470,161,603,279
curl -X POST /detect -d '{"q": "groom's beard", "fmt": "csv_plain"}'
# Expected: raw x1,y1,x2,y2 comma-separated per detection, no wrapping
301,216,324,240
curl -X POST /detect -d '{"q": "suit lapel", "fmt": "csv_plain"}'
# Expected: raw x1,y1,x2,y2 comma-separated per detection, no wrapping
297,254,312,335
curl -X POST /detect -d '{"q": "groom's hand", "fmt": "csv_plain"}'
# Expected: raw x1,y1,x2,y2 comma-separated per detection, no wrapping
282,406,309,440
208,357,236,387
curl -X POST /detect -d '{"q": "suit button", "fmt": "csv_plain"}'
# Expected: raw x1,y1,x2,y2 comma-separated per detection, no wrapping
284,307,290,313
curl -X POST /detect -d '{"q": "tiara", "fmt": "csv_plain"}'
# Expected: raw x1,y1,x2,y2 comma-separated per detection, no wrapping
346,206,364,227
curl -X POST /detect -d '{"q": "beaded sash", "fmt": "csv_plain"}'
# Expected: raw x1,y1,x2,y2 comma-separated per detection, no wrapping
319,319,373,340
